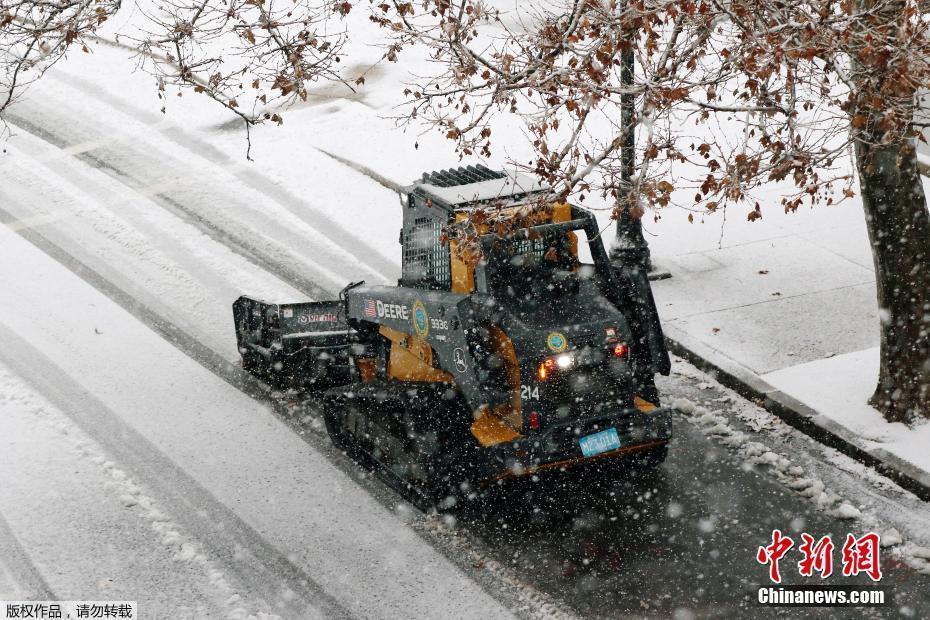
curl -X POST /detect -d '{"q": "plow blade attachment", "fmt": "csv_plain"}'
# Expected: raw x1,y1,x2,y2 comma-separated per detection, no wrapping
233,296,355,388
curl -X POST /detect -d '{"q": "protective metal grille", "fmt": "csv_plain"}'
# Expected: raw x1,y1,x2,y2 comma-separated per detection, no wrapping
505,237,546,261
403,217,451,289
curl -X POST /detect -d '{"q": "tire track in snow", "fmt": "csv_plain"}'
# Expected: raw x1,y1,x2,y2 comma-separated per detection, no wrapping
0,366,234,617
0,131,308,360
4,113,336,303
0,323,352,620
0,513,54,600
0,203,268,397
0,208,353,620
14,69,398,283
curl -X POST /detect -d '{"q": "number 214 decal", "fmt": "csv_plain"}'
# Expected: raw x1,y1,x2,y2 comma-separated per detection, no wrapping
521,385,540,400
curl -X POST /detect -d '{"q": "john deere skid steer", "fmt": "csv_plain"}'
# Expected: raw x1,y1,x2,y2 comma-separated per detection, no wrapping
233,166,672,505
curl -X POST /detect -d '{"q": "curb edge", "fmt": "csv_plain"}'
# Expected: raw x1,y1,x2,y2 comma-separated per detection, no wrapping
662,324,930,503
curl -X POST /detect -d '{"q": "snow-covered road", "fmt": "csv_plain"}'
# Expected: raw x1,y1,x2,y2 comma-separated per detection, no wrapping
0,66,408,361
0,362,236,618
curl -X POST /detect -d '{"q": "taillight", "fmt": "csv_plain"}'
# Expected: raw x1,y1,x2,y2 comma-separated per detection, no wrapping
612,342,629,357
529,411,540,430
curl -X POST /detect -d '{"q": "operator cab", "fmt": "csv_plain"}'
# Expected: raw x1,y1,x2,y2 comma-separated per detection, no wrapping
486,232,582,305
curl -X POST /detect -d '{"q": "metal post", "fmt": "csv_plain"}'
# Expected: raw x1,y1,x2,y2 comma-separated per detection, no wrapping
609,39,656,273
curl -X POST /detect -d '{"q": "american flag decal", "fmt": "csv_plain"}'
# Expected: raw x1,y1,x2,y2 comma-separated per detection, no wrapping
364,299,377,318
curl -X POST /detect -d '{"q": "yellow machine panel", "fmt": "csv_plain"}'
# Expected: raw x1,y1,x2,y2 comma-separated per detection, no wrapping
380,325,454,383
470,326,524,447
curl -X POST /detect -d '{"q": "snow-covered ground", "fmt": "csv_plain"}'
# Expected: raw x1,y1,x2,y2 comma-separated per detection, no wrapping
765,350,930,478
0,362,242,618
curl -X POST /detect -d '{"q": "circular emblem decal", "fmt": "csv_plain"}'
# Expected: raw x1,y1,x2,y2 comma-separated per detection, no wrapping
546,332,568,353
412,300,429,337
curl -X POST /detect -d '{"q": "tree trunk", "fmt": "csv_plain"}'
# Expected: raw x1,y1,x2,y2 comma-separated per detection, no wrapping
855,137,930,421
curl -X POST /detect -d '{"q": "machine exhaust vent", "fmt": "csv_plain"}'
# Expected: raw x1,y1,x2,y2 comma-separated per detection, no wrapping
420,165,506,188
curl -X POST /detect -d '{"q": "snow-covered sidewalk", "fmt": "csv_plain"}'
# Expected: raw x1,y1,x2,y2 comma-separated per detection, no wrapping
645,179,930,493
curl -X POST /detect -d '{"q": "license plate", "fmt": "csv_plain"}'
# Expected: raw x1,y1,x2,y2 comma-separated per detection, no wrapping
579,428,621,457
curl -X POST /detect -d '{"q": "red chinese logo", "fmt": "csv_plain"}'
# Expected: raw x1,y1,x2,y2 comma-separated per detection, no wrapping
756,529,795,584
798,534,834,578
841,533,882,582
758,530,881,583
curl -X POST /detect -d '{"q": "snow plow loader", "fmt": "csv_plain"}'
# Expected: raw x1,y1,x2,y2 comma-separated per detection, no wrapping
233,166,672,505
